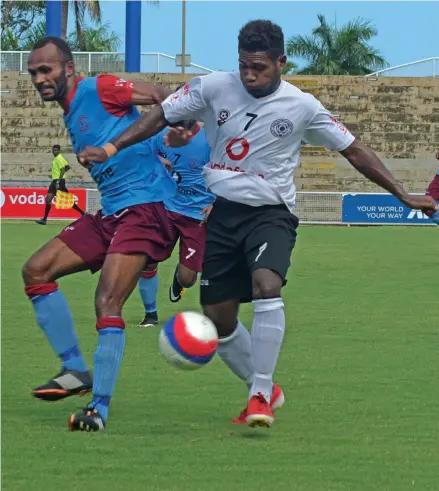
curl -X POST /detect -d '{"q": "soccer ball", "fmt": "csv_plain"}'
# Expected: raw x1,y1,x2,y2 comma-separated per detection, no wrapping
159,311,218,370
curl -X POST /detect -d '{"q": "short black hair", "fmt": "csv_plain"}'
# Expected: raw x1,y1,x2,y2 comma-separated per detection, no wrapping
238,20,285,59
31,36,73,62
52,144,61,150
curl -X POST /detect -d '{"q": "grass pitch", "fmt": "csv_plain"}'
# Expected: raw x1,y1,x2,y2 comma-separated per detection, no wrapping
1,221,438,491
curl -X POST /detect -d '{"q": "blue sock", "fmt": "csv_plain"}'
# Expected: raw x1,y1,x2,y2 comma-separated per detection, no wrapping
90,318,126,422
26,284,87,373
139,274,158,313
431,208,439,225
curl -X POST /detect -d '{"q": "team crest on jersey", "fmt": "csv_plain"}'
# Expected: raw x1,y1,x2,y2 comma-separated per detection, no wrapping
171,171,182,184
217,109,230,126
270,119,293,138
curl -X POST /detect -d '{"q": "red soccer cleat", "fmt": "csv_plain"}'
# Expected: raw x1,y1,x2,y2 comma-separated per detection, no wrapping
246,392,274,427
231,383,284,424
232,384,284,425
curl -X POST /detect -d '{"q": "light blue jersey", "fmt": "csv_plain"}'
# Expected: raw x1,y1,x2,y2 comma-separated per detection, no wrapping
149,126,215,221
63,77,176,215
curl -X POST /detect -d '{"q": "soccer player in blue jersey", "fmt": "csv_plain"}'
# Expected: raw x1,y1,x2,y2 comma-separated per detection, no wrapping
137,120,214,326
23,37,181,432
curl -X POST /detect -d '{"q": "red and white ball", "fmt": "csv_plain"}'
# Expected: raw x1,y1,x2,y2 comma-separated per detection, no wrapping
159,312,218,370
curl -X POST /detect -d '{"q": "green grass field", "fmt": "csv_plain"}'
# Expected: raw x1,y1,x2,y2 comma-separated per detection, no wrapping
2,221,438,491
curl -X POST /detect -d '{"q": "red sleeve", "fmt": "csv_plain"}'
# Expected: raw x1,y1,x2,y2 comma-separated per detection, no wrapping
97,74,134,118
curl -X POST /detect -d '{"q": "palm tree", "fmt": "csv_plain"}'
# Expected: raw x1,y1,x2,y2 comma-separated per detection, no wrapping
68,23,120,52
61,1,102,51
286,14,388,75
21,20,46,50
282,60,298,76
1,28,21,50
68,24,123,72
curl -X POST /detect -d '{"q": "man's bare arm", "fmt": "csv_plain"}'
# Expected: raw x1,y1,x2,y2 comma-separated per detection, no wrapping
77,105,169,164
341,140,437,213
131,83,172,105
111,105,167,150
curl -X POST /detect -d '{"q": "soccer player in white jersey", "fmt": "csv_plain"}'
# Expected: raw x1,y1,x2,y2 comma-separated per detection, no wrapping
78,20,437,428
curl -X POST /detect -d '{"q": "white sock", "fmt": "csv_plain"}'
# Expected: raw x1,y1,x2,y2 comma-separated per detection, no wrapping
217,321,254,388
250,298,285,402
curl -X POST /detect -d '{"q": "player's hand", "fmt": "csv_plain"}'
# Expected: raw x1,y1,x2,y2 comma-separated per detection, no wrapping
164,127,192,148
402,195,438,214
77,146,109,165
435,151,439,160
200,204,213,225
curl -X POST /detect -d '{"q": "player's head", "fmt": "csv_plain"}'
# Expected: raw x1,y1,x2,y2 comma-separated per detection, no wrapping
28,37,75,102
238,20,286,98
52,144,61,156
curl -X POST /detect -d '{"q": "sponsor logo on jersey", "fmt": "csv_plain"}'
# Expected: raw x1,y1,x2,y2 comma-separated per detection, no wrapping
209,162,264,179
78,114,89,133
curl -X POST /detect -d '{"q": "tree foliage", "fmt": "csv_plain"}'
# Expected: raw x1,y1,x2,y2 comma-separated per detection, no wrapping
286,14,388,75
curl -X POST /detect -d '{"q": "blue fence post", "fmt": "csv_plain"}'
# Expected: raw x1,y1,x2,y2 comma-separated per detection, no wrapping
46,1,62,38
125,0,142,72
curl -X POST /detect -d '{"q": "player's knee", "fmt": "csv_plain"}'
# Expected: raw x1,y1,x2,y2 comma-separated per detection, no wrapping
178,266,197,288
202,304,236,338
45,195,53,205
22,257,49,285
95,291,124,317
252,269,282,299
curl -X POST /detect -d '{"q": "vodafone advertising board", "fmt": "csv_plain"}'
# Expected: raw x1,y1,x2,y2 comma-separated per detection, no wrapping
0,187,87,220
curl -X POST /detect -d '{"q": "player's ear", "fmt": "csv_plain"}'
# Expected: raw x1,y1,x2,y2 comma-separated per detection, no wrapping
65,60,75,78
278,55,287,73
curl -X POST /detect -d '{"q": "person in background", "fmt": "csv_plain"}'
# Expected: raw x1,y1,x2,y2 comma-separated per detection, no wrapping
137,120,214,327
35,144,85,225
425,152,439,225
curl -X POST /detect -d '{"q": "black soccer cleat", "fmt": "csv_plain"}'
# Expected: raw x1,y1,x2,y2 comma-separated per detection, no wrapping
138,311,159,327
32,369,93,402
35,219,47,225
68,407,106,432
169,269,187,303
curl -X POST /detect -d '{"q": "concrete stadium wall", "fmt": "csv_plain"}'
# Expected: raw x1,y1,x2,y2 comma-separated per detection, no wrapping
1,71,438,192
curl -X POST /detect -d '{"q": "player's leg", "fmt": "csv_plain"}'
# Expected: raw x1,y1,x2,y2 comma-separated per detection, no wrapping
69,202,173,431
426,174,439,224
35,181,56,225
199,199,260,419
69,252,147,431
244,207,299,427
138,263,159,326
170,213,207,302
22,234,93,400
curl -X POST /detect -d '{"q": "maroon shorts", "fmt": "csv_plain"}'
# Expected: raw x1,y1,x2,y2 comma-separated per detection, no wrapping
426,174,439,201
57,203,173,273
163,209,207,272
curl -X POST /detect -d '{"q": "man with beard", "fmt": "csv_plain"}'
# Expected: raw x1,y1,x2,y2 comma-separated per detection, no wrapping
23,36,181,432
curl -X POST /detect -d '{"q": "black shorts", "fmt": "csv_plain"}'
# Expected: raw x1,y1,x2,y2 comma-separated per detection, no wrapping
48,179,68,195
200,197,299,305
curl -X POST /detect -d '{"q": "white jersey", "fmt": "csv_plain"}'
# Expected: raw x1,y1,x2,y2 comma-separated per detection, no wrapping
161,71,354,210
